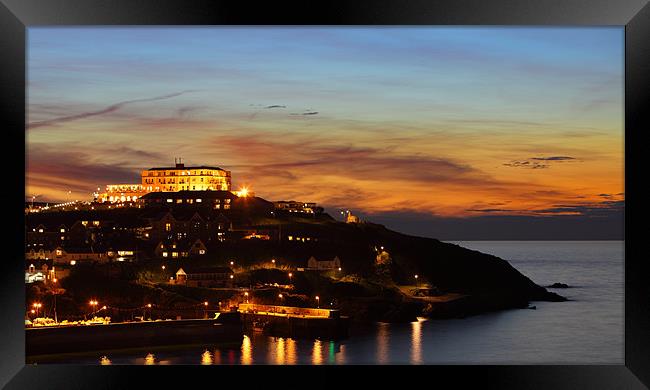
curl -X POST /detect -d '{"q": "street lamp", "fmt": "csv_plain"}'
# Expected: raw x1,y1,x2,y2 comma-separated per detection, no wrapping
271,259,276,267
161,265,166,270
315,296,320,308
288,272,293,282
52,278,59,323
32,302,42,317
244,292,249,303
88,300,98,320
230,261,234,266
414,274,419,287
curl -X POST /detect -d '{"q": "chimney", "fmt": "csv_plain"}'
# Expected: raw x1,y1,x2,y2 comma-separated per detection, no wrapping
175,157,184,169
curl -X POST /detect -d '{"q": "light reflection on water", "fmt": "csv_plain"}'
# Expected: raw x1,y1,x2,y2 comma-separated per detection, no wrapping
312,339,323,365
411,319,423,364
241,335,252,365
79,242,622,365
376,323,389,364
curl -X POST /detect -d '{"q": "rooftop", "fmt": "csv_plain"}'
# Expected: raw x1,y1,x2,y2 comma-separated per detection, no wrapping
147,165,227,171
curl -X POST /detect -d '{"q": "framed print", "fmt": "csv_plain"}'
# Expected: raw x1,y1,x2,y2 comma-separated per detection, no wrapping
1,0,648,388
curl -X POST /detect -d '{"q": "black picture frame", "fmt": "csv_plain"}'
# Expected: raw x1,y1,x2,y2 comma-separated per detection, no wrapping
1,0,648,388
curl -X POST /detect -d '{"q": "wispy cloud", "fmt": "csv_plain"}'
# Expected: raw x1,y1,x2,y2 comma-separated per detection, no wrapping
27,90,200,129
504,156,578,169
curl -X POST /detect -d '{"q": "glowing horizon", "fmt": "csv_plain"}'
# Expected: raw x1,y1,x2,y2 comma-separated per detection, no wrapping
26,27,623,220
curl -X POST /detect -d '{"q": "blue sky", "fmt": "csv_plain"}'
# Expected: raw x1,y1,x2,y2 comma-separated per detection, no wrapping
26,27,624,239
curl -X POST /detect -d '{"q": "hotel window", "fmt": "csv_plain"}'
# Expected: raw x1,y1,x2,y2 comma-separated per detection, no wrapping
288,236,293,241
165,223,171,232
187,199,193,204
199,249,206,255
60,236,65,240
56,249,62,256
224,205,230,209
172,252,178,258
225,199,231,204
167,199,173,203
60,228,65,233
38,228,44,233
176,199,182,204
196,199,202,203
162,252,168,257
93,221,100,226
215,204,220,209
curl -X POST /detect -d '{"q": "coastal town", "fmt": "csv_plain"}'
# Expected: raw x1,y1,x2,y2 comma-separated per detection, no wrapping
25,158,565,356
24,159,387,352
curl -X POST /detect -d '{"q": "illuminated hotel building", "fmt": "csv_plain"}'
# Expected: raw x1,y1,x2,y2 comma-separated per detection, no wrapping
97,159,232,203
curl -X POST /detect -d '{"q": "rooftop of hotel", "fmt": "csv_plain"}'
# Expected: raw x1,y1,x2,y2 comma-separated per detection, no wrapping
146,165,227,171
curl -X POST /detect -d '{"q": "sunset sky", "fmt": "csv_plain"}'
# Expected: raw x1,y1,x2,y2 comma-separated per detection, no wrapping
26,27,624,239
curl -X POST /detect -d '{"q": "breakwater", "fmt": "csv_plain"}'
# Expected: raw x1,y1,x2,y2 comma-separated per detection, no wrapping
26,312,243,356
238,304,349,340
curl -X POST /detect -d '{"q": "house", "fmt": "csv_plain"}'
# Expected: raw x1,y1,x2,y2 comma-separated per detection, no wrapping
144,210,231,243
52,246,107,265
139,190,237,209
273,200,323,215
173,266,234,288
307,256,341,270
154,239,207,259
26,247,53,260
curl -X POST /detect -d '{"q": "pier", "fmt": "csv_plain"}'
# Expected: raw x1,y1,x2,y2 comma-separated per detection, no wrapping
238,304,349,340
26,312,243,357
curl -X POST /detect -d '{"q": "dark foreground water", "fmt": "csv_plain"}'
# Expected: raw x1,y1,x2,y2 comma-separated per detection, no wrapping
33,241,623,365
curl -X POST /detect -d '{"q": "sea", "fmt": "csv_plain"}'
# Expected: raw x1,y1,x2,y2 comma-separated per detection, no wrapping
35,241,624,365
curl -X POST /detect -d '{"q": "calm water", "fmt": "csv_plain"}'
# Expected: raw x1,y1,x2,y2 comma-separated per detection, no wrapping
38,241,624,365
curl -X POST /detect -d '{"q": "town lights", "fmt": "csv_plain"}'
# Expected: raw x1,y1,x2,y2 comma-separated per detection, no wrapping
147,304,152,308
32,302,42,316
